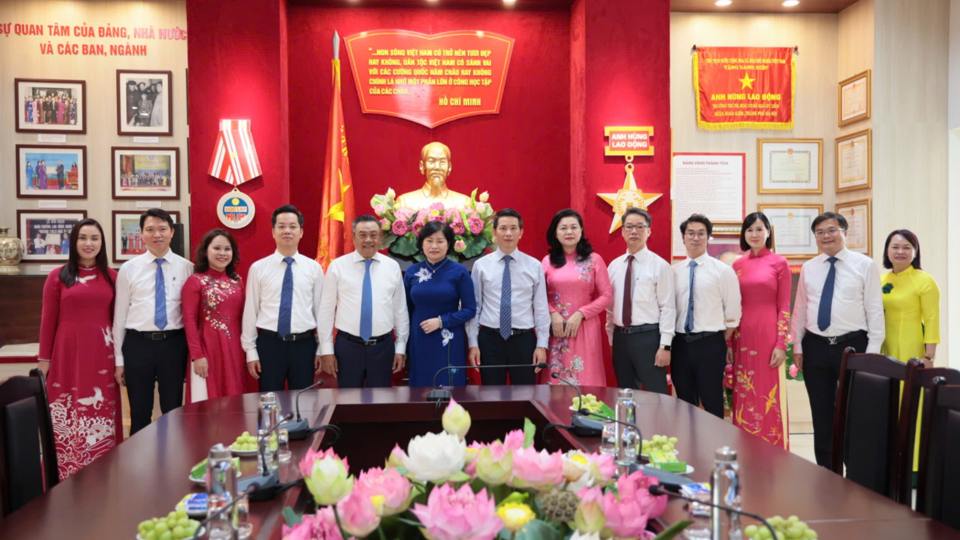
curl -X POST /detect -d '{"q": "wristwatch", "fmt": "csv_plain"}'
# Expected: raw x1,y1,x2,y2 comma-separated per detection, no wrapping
660,345,672,351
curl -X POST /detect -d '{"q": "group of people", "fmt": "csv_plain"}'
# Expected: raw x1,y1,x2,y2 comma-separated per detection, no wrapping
124,80,165,127
25,160,76,190
119,171,170,188
29,231,70,255
23,93,78,126
35,203,939,480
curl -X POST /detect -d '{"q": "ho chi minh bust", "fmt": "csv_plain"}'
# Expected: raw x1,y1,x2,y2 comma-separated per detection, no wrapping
395,142,473,210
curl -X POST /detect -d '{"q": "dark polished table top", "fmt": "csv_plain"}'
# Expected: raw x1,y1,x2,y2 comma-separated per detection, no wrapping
2,385,955,539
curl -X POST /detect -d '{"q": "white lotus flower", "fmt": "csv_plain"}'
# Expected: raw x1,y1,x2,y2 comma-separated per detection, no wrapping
400,431,466,483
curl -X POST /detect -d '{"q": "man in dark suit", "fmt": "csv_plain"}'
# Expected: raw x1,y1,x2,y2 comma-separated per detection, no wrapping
56,161,65,190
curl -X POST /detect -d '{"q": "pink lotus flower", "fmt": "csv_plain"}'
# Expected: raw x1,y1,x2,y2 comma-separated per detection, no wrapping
789,364,799,378
380,218,391,231
468,216,485,235
281,507,344,540
511,447,564,491
601,471,667,539
574,486,606,534
451,220,467,235
444,208,461,222
299,447,349,478
464,441,486,476
394,207,414,222
373,204,385,216
412,220,425,235
429,210,445,223
503,429,525,451
356,467,413,516
430,202,445,211
336,488,380,537
411,483,503,540
392,219,410,236
475,440,513,486
454,239,467,253
386,444,405,469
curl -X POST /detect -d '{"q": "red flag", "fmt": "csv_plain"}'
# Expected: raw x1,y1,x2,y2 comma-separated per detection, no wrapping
316,41,356,270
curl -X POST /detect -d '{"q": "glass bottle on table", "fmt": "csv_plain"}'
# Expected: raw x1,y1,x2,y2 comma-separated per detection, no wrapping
257,392,280,474
615,388,639,471
206,443,238,540
711,446,743,540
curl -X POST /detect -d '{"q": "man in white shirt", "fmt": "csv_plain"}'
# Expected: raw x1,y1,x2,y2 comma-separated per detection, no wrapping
606,207,675,394
242,205,324,392
672,214,742,418
113,208,193,436
792,212,884,467
467,209,550,385
318,215,409,388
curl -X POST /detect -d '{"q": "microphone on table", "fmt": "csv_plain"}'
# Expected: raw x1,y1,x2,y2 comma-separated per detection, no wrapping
550,373,602,436
237,412,293,493
280,379,325,434
426,363,550,401
648,484,777,540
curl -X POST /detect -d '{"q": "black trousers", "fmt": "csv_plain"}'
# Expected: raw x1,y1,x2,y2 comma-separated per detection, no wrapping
477,327,537,385
671,332,727,418
612,328,667,394
335,333,394,388
255,330,317,392
801,331,868,468
122,330,188,436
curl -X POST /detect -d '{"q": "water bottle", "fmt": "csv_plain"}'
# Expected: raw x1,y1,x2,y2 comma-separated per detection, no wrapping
615,388,639,472
206,443,239,540
257,392,280,474
710,446,743,540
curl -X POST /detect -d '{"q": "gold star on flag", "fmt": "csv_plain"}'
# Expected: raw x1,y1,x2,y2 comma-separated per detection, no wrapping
597,169,662,233
739,72,755,90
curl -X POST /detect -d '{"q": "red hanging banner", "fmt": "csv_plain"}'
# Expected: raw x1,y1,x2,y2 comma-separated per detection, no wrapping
344,30,514,129
694,47,795,130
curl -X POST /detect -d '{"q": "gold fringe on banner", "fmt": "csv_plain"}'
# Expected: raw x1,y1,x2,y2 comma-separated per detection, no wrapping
693,50,796,131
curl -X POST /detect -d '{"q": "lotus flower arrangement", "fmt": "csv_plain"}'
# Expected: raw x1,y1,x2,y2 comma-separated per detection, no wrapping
370,189,495,261
283,399,683,540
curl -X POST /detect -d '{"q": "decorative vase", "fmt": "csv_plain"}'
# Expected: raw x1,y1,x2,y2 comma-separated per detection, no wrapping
0,227,25,274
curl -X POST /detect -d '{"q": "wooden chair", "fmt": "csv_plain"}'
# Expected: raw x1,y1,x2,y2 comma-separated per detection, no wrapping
0,368,58,519
917,381,960,529
832,347,922,500
898,367,960,506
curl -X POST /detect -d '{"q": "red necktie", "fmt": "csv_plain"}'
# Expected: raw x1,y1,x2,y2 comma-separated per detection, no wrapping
622,255,634,326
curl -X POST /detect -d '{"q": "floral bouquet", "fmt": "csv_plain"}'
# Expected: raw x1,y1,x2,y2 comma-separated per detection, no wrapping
784,338,802,382
370,189,496,261
283,399,689,540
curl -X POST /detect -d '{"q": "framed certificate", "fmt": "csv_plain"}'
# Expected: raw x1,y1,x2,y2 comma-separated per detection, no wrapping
836,129,872,193
757,203,823,259
835,199,872,257
839,70,871,127
757,138,823,194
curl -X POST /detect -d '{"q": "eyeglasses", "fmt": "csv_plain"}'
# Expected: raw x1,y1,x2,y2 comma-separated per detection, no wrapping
814,228,844,237
623,225,648,232
684,231,708,239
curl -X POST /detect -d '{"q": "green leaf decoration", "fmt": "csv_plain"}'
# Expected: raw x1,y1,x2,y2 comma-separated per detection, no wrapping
523,417,536,448
447,252,460,262
380,234,398,250
882,282,894,294
391,234,419,256
394,465,410,475
651,520,693,540
461,238,487,259
515,519,562,540
282,506,303,528
448,470,472,483
497,491,530,508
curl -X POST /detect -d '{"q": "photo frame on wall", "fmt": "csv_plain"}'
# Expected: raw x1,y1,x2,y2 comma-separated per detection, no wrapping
14,78,86,134
836,129,872,193
117,70,173,136
17,209,88,262
112,210,180,264
16,145,87,199
112,147,180,200
838,70,871,127
757,204,823,259
836,199,872,257
757,138,823,194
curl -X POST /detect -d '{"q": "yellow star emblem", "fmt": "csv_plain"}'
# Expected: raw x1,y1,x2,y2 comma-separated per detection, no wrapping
739,73,755,90
324,170,351,222
597,169,662,233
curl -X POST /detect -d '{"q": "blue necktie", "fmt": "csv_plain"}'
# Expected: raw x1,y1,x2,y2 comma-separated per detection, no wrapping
360,259,374,341
818,256,839,332
154,258,167,330
500,255,513,340
277,257,295,338
684,260,697,333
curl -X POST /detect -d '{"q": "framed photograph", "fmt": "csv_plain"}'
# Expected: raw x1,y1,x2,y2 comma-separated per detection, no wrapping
836,199,872,257
17,210,87,262
757,204,823,259
112,210,180,264
757,138,823,194
16,145,87,198
14,78,86,134
117,70,172,136
836,129,872,193
839,70,870,127
112,147,180,200
708,236,746,267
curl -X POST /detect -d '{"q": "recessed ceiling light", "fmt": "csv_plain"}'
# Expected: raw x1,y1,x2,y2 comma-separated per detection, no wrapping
503,0,516,5
783,0,800,6
715,0,732,5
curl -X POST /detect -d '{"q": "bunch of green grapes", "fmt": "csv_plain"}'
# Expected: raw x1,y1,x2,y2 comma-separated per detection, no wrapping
137,509,201,540
640,434,678,455
744,515,818,540
231,431,277,452
572,394,604,415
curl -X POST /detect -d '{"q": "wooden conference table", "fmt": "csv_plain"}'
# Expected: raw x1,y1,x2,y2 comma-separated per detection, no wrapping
2,385,957,540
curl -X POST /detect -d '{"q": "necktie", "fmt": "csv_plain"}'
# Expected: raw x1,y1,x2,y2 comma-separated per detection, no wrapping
277,257,295,338
500,255,514,340
622,255,634,326
154,258,167,330
360,259,374,341
817,257,839,332
684,260,697,333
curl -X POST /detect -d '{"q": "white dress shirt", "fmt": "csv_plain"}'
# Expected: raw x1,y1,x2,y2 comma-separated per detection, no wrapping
605,247,676,346
317,251,409,356
466,248,551,349
113,249,194,367
791,248,885,354
241,251,325,362
673,253,742,334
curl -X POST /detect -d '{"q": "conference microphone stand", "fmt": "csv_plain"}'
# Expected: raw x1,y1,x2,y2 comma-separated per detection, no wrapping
237,413,293,493
550,373,602,436
280,379,325,435
426,362,549,401
648,484,777,540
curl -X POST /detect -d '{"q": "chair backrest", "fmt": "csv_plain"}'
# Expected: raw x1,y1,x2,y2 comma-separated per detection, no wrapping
917,382,960,529
900,367,960,506
832,348,921,500
0,368,58,518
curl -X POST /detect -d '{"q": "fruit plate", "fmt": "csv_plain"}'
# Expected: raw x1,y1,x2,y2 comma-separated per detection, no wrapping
137,526,203,540
230,446,259,457
568,405,615,421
